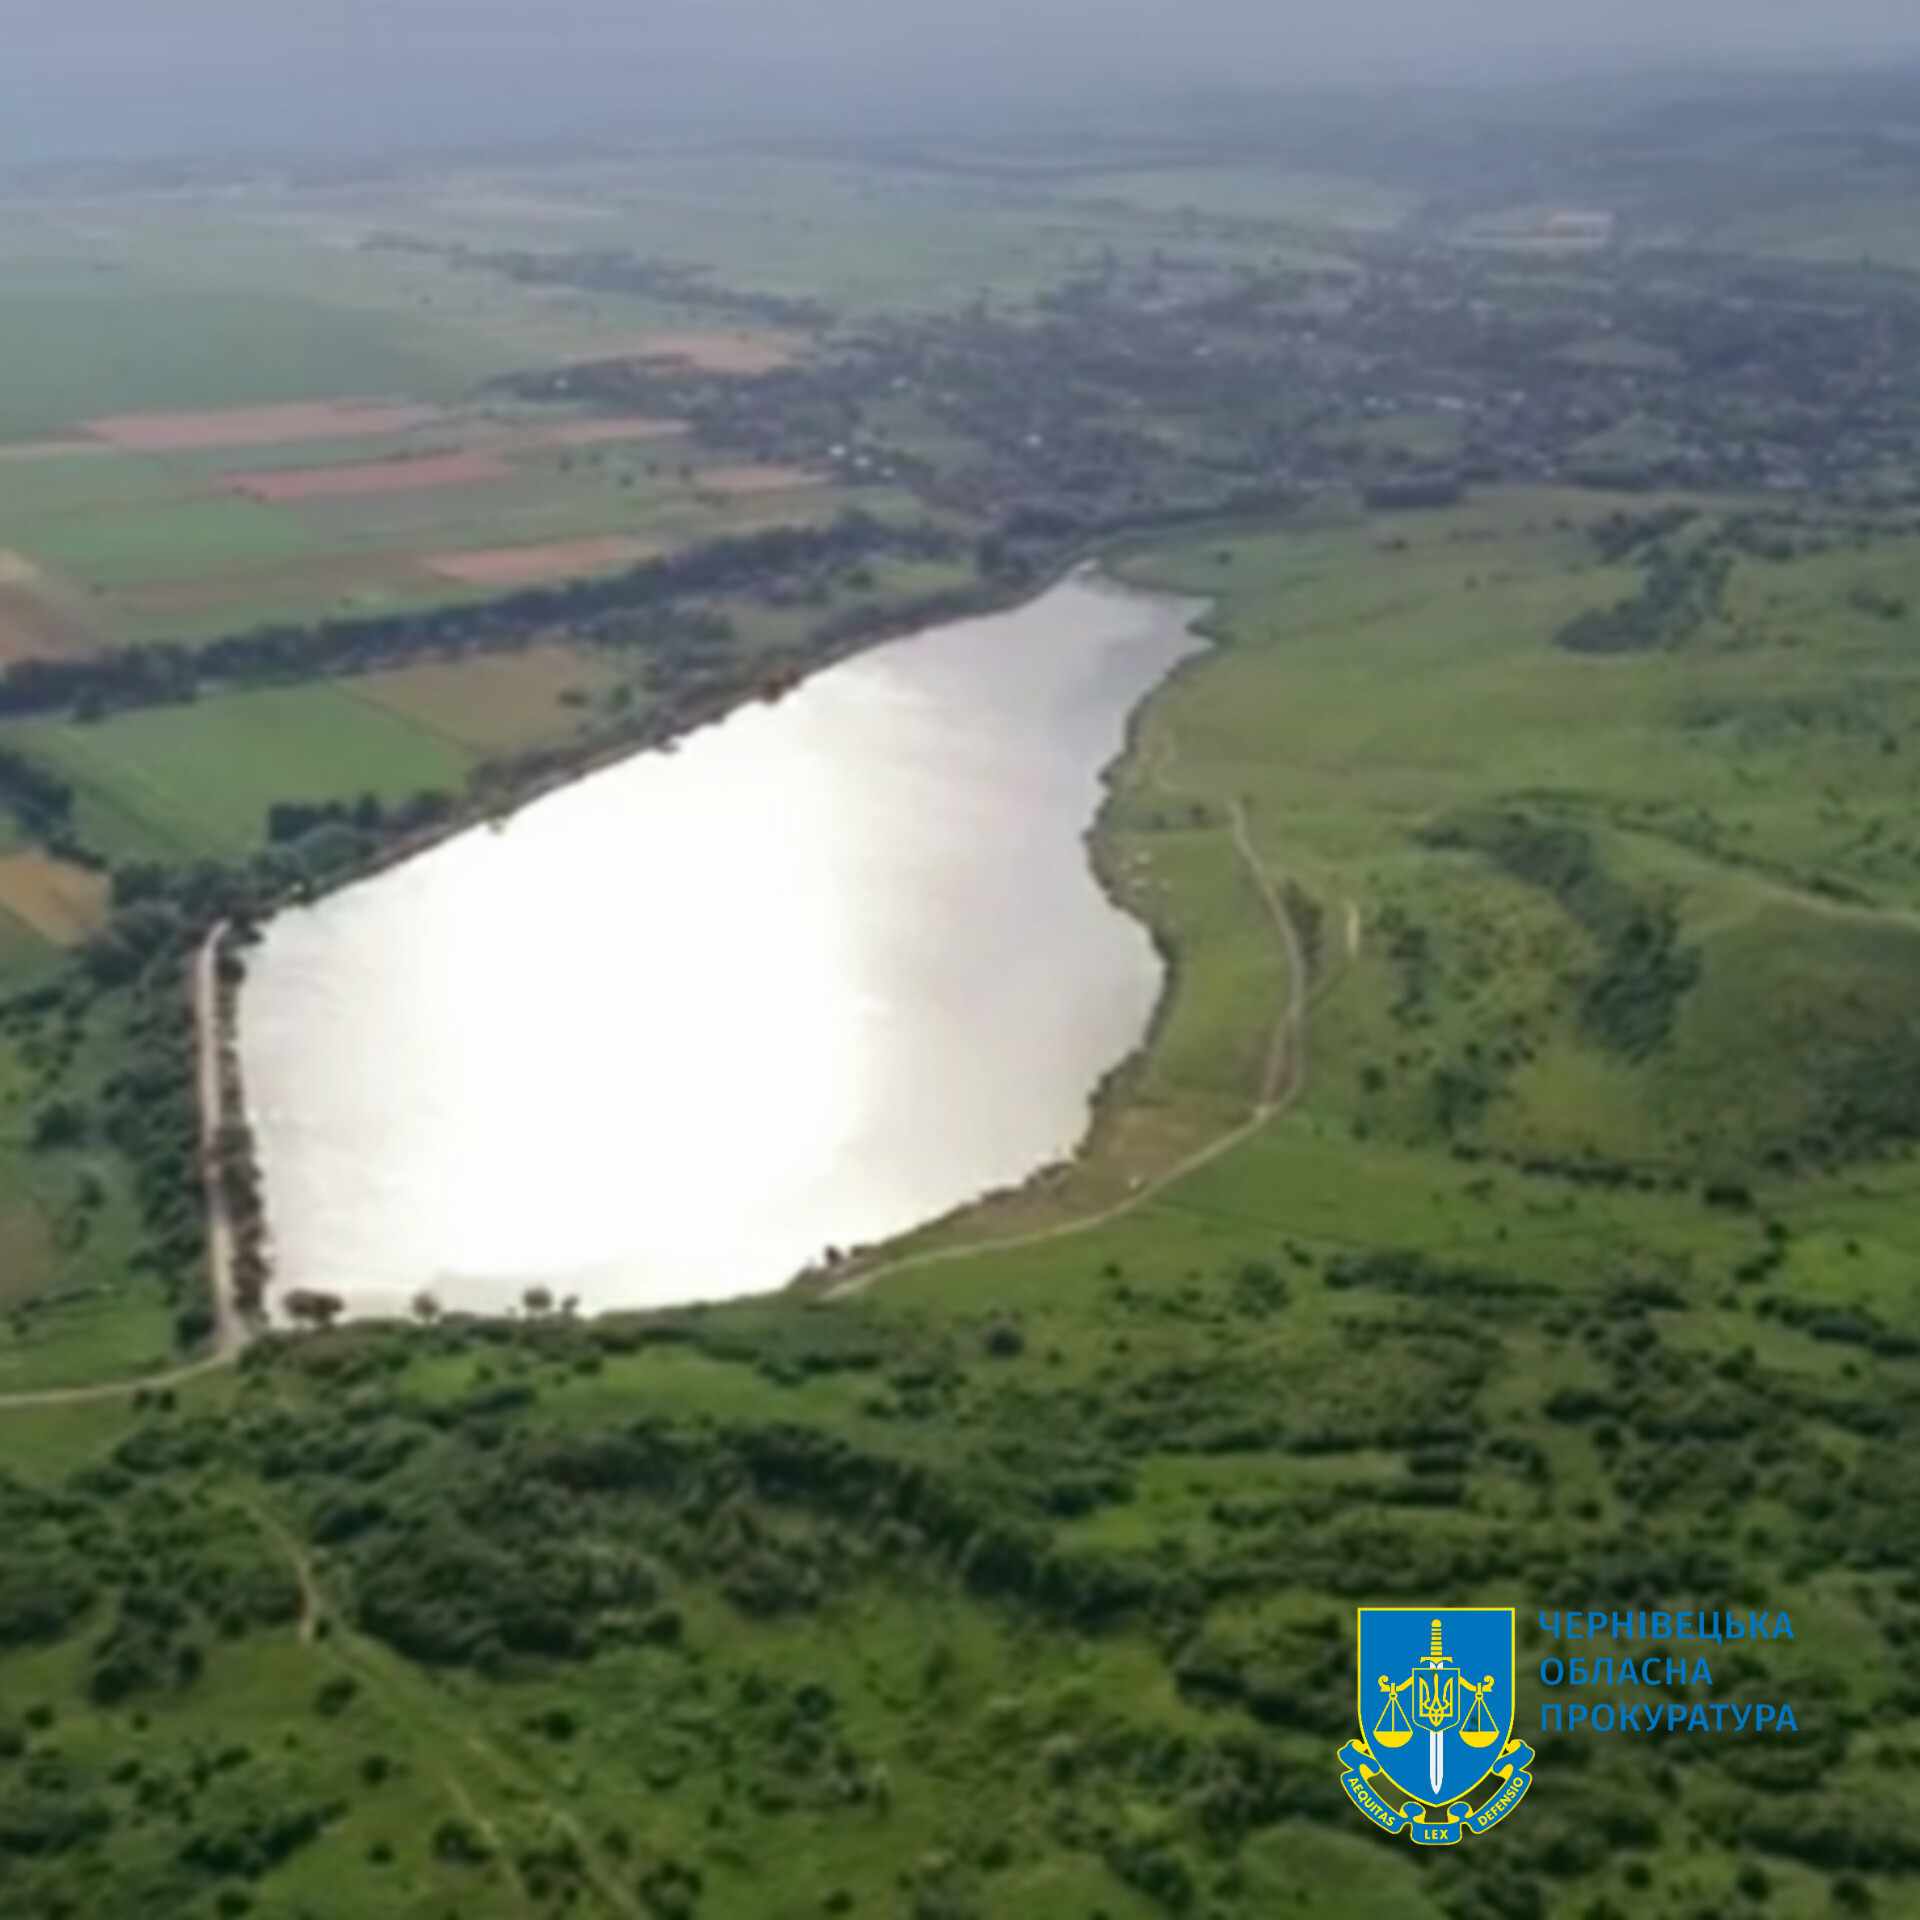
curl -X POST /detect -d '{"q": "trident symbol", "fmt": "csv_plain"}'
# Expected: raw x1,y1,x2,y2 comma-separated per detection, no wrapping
1416,1618,1455,1796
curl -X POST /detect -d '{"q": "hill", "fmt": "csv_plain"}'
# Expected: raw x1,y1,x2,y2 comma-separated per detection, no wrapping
4,491,1920,1917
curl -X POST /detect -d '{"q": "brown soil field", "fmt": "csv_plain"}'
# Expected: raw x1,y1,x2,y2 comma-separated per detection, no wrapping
0,582,95,663
348,644,619,754
105,553,442,622
541,417,692,448
231,452,515,503
0,438,113,463
0,853,111,945
697,464,827,496
85,400,445,453
424,536,656,588
577,330,803,375
0,551,43,587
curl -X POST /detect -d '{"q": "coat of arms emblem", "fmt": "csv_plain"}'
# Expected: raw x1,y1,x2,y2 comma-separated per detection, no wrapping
1337,1608,1534,1843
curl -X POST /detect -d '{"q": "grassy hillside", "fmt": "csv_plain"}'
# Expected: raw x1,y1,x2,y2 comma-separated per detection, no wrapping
2,491,1919,1916
9,69,1920,1914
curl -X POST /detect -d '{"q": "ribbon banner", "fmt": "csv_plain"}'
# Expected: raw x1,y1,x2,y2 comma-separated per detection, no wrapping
1337,1738,1533,1845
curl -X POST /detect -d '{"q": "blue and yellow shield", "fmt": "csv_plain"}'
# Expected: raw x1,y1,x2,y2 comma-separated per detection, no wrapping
1357,1608,1515,1809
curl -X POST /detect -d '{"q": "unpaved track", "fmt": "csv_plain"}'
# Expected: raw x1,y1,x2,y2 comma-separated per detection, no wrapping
828,795,1317,1300
240,1501,643,1918
240,1499,325,1645
0,925,254,1411
1234,800,1307,1109
0,702,1351,1380
196,923,252,1363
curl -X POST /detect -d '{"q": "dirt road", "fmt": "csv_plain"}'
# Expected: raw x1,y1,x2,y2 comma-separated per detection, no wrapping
827,795,1315,1300
194,922,253,1363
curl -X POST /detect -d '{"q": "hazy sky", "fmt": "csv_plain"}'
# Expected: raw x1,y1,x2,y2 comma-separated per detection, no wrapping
8,1,1920,161
14,0,1920,62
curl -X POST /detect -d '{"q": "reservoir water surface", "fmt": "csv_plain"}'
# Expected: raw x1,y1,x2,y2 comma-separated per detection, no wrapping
239,571,1207,1318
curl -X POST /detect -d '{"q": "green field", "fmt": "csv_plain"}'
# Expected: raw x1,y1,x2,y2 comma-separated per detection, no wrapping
2,86,1920,1918
1065,164,1419,235
0,488,1914,1914
358,151,1327,312
5,687,473,859
0,436,862,645
19,494,327,591
0,200,854,644
0,1006,176,1389
345,645,623,756
1126,497,1920,1163
0,200,695,440
0,142,1400,652
1703,189,1920,271
0,281,497,443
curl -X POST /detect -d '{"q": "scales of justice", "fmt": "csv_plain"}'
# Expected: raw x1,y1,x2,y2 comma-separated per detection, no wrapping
1371,1617,1501,1799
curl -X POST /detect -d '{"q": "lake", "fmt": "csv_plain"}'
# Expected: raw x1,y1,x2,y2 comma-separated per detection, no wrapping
238,569,1207,1319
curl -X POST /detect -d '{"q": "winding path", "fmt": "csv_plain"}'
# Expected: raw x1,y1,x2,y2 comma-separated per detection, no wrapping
827,794,1320,1299
238,1499,644,1918
0,695,1350,1391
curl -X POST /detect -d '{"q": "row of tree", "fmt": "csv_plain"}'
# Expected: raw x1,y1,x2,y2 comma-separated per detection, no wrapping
0,513,959,722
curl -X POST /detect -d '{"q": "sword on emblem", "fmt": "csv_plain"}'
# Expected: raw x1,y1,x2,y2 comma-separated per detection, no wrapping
1350,1609,1516,1843
1416,1618,1455,1798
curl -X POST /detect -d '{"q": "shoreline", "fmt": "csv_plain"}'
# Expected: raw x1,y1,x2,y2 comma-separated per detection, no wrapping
221,558,1209,1331
794,581,1223,1294
0,536,1244,1400
206,552,1096,1332
232,556,1100,917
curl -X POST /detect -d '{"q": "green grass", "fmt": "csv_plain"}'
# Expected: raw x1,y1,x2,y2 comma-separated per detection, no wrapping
0,1086,1898,1920
1108,492,1920,1159
457,154,1116,313
1705,189,1920,271
0,902,57,982
0,140,1918,1915
0,402,861,647
267,455,801,555
0,1117,173,1392
1063,164,1417,236
0,982,233,1391
17,494,326,590
344,645,618,756
0,1273,179,1392
4,687,473,859
0,153,1383,648
0,284,498,442
0,449,188,518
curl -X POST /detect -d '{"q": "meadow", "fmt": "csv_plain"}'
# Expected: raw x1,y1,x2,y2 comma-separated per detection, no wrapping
0,139,1408,653
861,488,1920,1263
0,191,831,649
0,409,867,646
3,688,474,861
0,489,1915,1916
1,100,1919,1916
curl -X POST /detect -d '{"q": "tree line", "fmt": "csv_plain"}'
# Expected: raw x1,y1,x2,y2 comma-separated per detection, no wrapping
0,513,959,723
